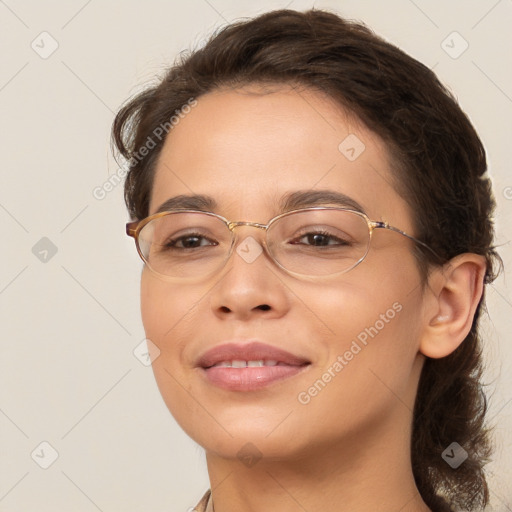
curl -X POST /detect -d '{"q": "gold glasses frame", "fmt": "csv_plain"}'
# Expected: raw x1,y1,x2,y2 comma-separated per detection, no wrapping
126,207,439,280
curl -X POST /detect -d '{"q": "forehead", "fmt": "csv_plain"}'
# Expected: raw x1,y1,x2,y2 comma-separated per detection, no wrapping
149,85,411,230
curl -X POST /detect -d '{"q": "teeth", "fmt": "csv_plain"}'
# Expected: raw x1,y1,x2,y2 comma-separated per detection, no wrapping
212,360,280,368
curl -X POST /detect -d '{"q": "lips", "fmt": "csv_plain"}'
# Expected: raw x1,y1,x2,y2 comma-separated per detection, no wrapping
196,340,311,391
197,341,310,368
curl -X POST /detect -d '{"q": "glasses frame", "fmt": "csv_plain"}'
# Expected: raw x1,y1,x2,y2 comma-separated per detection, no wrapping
126,207,438,280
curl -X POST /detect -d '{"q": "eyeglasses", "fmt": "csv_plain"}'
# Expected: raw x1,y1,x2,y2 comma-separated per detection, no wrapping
126,207,437,281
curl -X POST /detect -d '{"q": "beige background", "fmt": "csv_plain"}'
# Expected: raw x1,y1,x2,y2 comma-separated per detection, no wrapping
0,0,511,510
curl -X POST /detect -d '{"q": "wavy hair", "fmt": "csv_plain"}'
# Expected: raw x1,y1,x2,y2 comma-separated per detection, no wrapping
111,9,502,510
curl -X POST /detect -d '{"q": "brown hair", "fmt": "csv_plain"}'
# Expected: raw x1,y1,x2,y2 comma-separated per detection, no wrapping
111,8,502,510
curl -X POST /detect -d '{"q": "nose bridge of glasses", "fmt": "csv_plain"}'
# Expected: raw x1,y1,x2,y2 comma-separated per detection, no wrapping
227,221,268,244
227,221,270,255
228,220,267,231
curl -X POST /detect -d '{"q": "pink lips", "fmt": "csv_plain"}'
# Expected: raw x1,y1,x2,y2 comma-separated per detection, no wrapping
196,341,310,391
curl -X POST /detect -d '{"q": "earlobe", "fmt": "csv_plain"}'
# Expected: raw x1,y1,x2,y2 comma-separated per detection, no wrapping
419,253,486,359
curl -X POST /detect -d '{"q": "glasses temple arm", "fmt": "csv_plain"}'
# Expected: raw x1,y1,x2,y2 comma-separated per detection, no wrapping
126,221,139,238
373,222,442,261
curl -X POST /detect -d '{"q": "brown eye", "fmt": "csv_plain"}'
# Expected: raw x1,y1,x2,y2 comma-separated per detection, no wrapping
164,233,217,249
289,230,352,247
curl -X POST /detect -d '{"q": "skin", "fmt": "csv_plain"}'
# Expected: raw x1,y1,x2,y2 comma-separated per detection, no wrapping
139,84,486,512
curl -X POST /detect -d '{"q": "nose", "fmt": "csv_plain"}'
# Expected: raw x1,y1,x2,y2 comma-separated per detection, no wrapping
208,225,290,321
226,221,274,271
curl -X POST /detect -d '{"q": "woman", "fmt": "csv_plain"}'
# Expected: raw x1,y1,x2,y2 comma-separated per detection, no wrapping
112,9,501,511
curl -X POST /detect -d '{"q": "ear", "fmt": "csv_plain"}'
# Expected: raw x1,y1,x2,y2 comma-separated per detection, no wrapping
419,253,487,359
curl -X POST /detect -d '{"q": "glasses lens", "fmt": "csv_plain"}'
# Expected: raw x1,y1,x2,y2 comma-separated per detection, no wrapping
136,209,370,279
267,209,370,276
138,212,232,278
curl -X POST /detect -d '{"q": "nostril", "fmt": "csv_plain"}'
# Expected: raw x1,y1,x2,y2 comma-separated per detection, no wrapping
258,304,271,311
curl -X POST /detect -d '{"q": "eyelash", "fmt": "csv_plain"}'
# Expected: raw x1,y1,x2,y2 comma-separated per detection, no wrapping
290,230,350,247
163,229,350,250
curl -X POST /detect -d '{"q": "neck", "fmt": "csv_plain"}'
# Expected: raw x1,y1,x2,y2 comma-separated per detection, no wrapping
204,412,431,512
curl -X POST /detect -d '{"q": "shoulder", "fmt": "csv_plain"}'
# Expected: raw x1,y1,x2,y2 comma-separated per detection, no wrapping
191,489,211,512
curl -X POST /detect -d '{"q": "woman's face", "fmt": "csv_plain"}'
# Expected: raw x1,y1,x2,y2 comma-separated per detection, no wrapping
141,84,428,461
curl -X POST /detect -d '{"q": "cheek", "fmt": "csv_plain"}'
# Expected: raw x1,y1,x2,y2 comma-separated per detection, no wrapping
140,272,171,342
335,260,424,392
140,269,199,348
140,269,201,400
290,279,424,444
313,248,424,376
140,270,204,431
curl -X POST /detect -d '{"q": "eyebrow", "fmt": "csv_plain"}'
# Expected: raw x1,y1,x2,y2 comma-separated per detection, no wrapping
279,190,366,214
153,189,366,216
154,194,217,214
